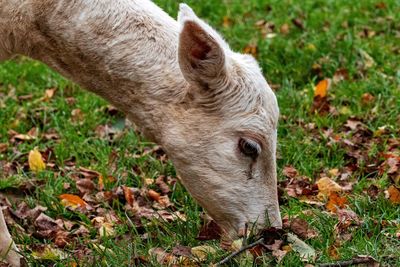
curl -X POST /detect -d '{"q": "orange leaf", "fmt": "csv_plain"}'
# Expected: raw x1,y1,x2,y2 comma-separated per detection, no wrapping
328,246,340,260
314,79,331,98
148,189,160,202
243,44,258,58
98,175,104,191
326,192,347,213
123,186,135,206
387,185,400,204
59,194,87,209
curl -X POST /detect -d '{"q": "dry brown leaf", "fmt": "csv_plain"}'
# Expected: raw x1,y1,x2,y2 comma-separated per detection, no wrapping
172,245,192,257
76,179,96,195
280,23,290,34
35,213,59,232
155,175,171,195
333,68,349,83
71,108,83,122
361,93,375,104
197,220,222,241
0,143,8,153
289,218,318,239
43,88,56,101
292,18,304,29
283,165,298,178
148,247,176,265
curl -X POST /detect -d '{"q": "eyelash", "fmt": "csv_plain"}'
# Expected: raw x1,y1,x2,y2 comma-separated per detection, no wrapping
238,138,261,159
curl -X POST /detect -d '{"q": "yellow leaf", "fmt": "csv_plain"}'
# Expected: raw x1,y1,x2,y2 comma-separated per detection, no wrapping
314,79,331,98
305,43,316,52
316,177,343,199
191,245,216,261
28,148,46,172
59,194,87,209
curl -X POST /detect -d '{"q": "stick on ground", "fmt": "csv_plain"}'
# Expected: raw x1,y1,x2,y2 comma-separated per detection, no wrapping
216,238,264,266
318,256,377,267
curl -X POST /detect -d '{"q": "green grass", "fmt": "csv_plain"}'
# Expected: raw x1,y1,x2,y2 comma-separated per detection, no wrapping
1,0,400,266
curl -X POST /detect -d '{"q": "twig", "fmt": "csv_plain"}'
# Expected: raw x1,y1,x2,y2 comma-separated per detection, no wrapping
216,238,264,266
318,256,377,267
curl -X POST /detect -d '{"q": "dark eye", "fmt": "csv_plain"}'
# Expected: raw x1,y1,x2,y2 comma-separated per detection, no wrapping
239,138,261,159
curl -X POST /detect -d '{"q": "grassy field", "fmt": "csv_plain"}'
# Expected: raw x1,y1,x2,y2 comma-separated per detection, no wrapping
1,0,400,266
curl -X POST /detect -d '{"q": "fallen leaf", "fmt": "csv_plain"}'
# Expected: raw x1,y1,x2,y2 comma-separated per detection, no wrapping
222,16,232,28
289,218,318,239
333,68,349,83
43,88,56,101
172,245,192,257
191,245,216,261
361,93,375,104
122,186,135,207
311,79,332,114
148,247,176,265
18,94,33,101
326,192,347,213
314,79,331,98
316,177,343,199
54,231,69,248
280,23,290,34
0,143,8,153
147,189,160,202
197,220,222,241
287,233,316,262
78,167,100,180
71,108,83,122
283,165,298,178
99,222,115,237
155,176,171,195
292,18,304,29
359,49,375,69
59,194,87,209
328,245,340,260
76,179,96,195
32,245,67,261
28,147,46,172
386,185,400,204
35,213,59,232
243,44,258,58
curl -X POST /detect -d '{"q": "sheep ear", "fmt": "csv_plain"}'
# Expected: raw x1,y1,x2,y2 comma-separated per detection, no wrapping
178,4,227,90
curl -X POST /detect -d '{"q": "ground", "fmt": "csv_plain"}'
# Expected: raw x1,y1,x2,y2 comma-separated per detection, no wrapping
0,0,399,266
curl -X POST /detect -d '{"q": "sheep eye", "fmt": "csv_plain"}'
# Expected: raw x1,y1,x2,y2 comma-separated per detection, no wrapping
239,138,261,159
